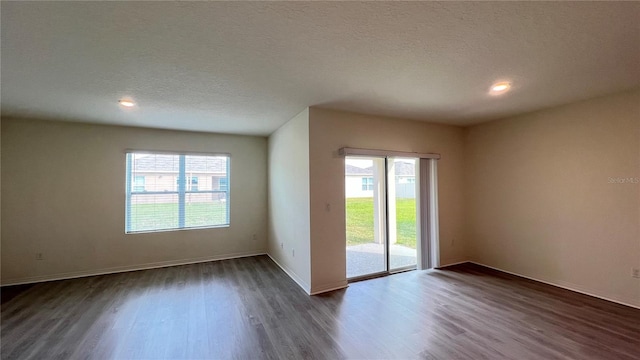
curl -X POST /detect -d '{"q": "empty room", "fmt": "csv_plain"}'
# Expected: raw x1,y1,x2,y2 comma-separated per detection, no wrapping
1,2,639,359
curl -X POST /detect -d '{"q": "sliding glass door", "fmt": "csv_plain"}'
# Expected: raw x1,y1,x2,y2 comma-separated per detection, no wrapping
345,157,387,279
388,158,418,271
345,156,418,280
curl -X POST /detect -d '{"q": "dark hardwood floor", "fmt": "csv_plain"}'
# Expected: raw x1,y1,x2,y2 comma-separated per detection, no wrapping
1,256,639,360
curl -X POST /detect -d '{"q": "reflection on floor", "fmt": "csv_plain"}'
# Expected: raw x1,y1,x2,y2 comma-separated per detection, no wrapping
3,256,639,359
346,243,416,278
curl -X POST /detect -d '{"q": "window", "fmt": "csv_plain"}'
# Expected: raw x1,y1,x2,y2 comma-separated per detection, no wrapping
362,177,374,191
218,177,228,191
177,176,199,191
125,152,230,233
190,177,199,191
133,176,145,192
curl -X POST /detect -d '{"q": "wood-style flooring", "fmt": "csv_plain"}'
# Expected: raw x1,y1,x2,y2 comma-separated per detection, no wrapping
1,255,639,359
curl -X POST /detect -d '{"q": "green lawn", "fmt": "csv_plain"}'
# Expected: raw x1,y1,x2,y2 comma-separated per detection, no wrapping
130,199,415,248
129,202,227,232
346,197,417,248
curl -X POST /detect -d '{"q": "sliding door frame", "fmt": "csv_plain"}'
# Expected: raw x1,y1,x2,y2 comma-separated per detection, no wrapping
342,148,441,281
345,155,389,282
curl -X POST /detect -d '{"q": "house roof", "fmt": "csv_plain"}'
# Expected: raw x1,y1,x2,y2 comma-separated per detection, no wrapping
392,162,415,176
345,162,415,176
346,164,372,176
133,155,227,173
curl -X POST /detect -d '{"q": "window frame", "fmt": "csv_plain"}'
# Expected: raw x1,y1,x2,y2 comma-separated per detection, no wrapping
125,150,231,234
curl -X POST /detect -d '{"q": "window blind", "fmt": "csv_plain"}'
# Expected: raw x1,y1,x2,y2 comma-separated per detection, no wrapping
125,152,230,233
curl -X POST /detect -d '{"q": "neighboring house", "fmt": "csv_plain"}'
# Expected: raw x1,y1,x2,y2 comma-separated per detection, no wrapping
345,162,416,198
345,164,374,198
131,154,228,204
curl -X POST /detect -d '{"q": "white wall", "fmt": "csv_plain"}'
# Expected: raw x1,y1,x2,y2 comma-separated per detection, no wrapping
267,109,311,292
465,90,640,307
345,176,373,198
308,107,466,293
1,118,268,285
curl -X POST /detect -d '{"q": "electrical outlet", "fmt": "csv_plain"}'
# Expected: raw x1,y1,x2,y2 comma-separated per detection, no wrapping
292,249,295,257
35,252,43,260
280,242,284,249
633,268,640,279
252,234,257,241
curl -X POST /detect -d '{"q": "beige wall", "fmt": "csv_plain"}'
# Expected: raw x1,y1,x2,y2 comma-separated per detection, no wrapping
267,109,311,292
465,90,640,307
5,91,637,309
1,118,268,285
308,108,466,293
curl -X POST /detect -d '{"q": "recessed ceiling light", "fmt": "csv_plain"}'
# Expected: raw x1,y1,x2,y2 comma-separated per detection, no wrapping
490,81,511,95
118,99,136,107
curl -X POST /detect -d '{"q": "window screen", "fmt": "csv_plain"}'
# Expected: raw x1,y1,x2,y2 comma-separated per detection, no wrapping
125,152,230,233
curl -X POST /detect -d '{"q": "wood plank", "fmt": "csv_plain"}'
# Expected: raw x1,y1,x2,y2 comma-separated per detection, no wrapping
2,257,639,359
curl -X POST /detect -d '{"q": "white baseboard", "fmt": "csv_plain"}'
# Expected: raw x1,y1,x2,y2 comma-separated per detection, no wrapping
469,261,640,310
1,250,267,287
436,260,470,268
264,255,347,295
266,253,311,295
310,280,349,295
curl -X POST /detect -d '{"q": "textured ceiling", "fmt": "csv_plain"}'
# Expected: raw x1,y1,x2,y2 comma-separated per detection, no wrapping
2,2,639,135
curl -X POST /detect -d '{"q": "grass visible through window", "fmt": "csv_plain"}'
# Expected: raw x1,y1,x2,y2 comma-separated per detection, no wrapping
129,202,227,232
346,197,417,248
